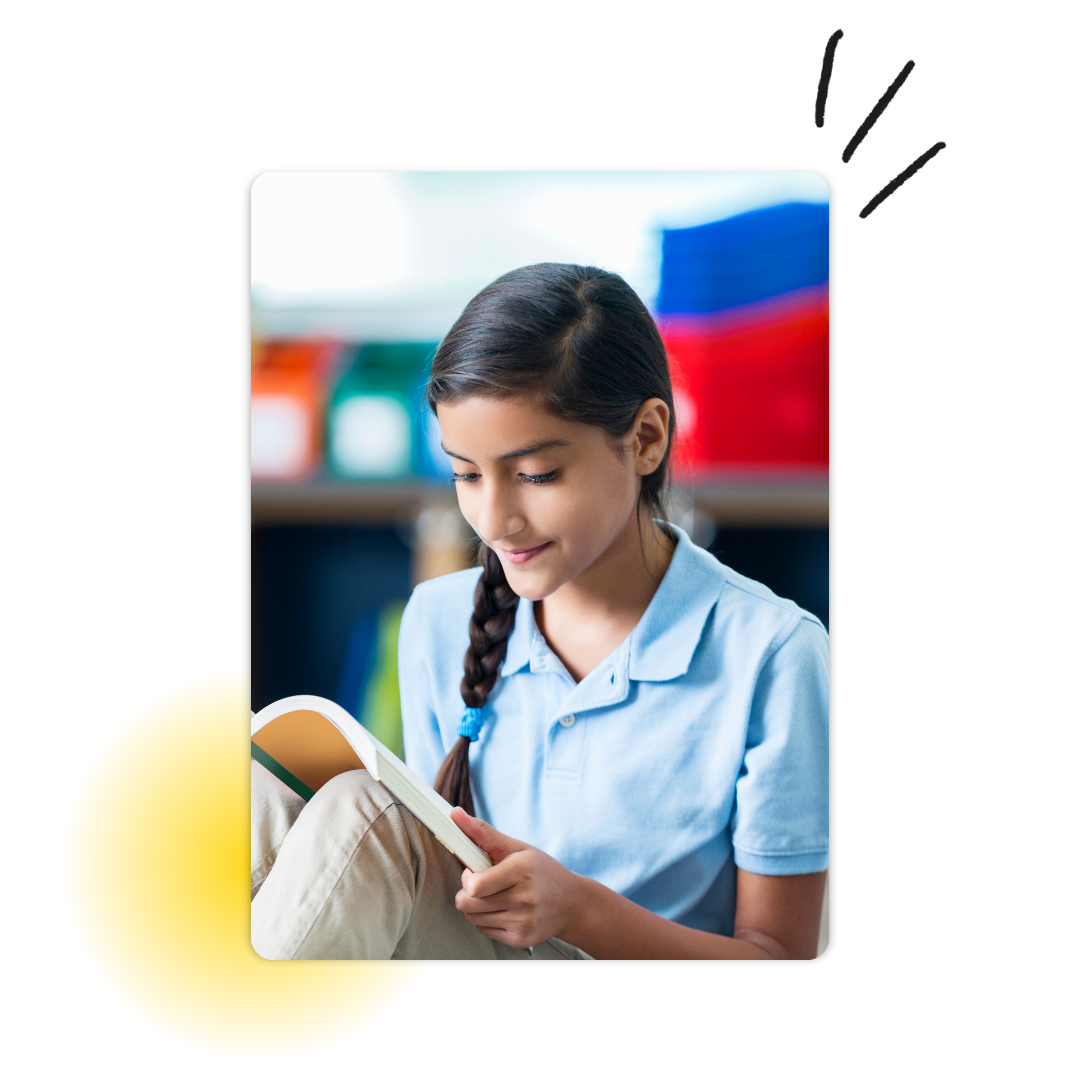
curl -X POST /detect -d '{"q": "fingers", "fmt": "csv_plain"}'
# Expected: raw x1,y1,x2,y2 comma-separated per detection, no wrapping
460,860,520,899
459,909,518,943
455,887,511,915
460,910,509,929
473,923,512,943
468,919,534,951
455,879,537,950
449,805,486,838
450,807,526,862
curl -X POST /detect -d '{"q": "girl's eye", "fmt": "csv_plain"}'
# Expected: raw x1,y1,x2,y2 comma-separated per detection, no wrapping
451,470,558,484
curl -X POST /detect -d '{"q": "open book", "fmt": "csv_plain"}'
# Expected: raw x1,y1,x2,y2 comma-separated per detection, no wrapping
251,694,492,873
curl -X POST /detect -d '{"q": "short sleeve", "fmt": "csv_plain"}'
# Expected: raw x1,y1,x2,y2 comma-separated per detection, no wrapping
398,589,449,787
731,617,829,875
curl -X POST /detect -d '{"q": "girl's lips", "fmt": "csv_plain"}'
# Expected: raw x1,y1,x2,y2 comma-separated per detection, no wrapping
501,541,551,565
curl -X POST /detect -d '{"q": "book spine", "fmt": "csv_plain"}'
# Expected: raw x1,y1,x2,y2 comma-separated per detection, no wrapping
251,742,316,802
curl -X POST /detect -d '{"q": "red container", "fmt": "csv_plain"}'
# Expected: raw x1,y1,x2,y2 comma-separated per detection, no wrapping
250,339,342,481
660,288,828,477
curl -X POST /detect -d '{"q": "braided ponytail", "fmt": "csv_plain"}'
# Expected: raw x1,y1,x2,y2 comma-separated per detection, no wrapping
433,543,519,814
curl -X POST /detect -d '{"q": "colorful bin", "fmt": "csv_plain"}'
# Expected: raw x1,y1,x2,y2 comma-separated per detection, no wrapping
657,202,829,478
251,339,342,481
326,343,439,480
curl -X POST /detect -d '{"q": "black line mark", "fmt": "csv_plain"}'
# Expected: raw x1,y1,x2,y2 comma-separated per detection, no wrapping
815,30,843,128
842,60,915,162
859,142,946,218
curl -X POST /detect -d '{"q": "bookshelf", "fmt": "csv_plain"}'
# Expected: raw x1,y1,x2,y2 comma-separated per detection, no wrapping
251,471,828,527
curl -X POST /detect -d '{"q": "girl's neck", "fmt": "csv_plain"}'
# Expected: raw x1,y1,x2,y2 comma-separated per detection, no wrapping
533,508,676,681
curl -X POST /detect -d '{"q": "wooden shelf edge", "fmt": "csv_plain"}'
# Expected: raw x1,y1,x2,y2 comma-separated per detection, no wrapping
252,480,456,523
252,473,828,527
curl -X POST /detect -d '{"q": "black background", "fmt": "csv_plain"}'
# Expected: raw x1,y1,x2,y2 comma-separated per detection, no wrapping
54,19,959,1054
252,525,412,711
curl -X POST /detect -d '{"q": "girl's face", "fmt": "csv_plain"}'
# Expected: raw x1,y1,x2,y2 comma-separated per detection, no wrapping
436,394,668,601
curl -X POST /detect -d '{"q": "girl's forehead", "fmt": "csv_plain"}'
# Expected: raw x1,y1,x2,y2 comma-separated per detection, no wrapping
437,391,547,420
437,394,564,434
436,396,594,460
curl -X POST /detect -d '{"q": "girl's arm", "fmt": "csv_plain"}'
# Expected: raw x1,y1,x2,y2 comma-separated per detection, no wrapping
568,864,826,959
451,809,826,960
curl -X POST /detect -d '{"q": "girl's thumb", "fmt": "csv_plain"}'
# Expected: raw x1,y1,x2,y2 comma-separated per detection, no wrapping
450,807,522,861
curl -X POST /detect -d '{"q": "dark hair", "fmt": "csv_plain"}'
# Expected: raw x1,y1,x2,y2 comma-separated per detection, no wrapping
427,262,676,814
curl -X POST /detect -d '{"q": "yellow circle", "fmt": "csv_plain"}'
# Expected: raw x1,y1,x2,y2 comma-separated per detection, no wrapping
61,669,425,1058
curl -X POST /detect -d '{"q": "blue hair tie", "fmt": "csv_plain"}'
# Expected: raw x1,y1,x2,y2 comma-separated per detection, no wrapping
458,706,486,742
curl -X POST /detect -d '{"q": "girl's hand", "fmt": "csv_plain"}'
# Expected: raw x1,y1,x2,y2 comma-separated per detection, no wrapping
449,807,584,949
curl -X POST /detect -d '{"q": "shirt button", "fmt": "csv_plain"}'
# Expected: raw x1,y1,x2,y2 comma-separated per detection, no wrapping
559,714,576,728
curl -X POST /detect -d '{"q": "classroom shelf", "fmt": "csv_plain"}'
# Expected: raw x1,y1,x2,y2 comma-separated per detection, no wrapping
251,478,453,524
251,470,828,526
683,468,828,525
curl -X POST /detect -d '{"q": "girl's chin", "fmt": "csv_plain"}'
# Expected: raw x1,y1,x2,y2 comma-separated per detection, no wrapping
504,580,550,602
502,566,562,602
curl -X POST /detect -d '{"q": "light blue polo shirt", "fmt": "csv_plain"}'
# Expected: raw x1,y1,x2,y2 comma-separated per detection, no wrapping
399,524,828,936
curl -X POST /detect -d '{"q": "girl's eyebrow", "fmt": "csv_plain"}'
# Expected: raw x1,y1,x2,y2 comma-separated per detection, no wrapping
441,438,572,465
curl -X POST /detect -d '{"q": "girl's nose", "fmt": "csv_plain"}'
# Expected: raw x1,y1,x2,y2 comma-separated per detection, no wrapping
475,480,526,545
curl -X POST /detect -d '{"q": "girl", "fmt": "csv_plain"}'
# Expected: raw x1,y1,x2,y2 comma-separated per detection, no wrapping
251,263,828,960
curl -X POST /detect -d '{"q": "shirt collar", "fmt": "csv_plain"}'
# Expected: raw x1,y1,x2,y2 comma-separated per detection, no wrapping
626,523,726,681
500,594,541,676
499,523,725,683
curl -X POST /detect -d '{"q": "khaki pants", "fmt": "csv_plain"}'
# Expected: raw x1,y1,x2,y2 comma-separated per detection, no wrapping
250,761,587,960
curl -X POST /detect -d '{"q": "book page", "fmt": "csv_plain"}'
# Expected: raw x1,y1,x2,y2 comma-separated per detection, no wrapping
252,709,366,794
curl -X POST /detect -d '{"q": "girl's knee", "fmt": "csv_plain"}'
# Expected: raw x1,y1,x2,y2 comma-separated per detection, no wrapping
308,768,395,822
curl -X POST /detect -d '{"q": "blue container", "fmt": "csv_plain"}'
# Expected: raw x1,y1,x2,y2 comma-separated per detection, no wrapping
657,202,829,315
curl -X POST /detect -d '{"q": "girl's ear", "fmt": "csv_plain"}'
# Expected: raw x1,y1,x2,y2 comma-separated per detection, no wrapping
632,398,670,475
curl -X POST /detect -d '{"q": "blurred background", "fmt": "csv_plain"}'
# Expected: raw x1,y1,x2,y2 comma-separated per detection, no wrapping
251,172,828,753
